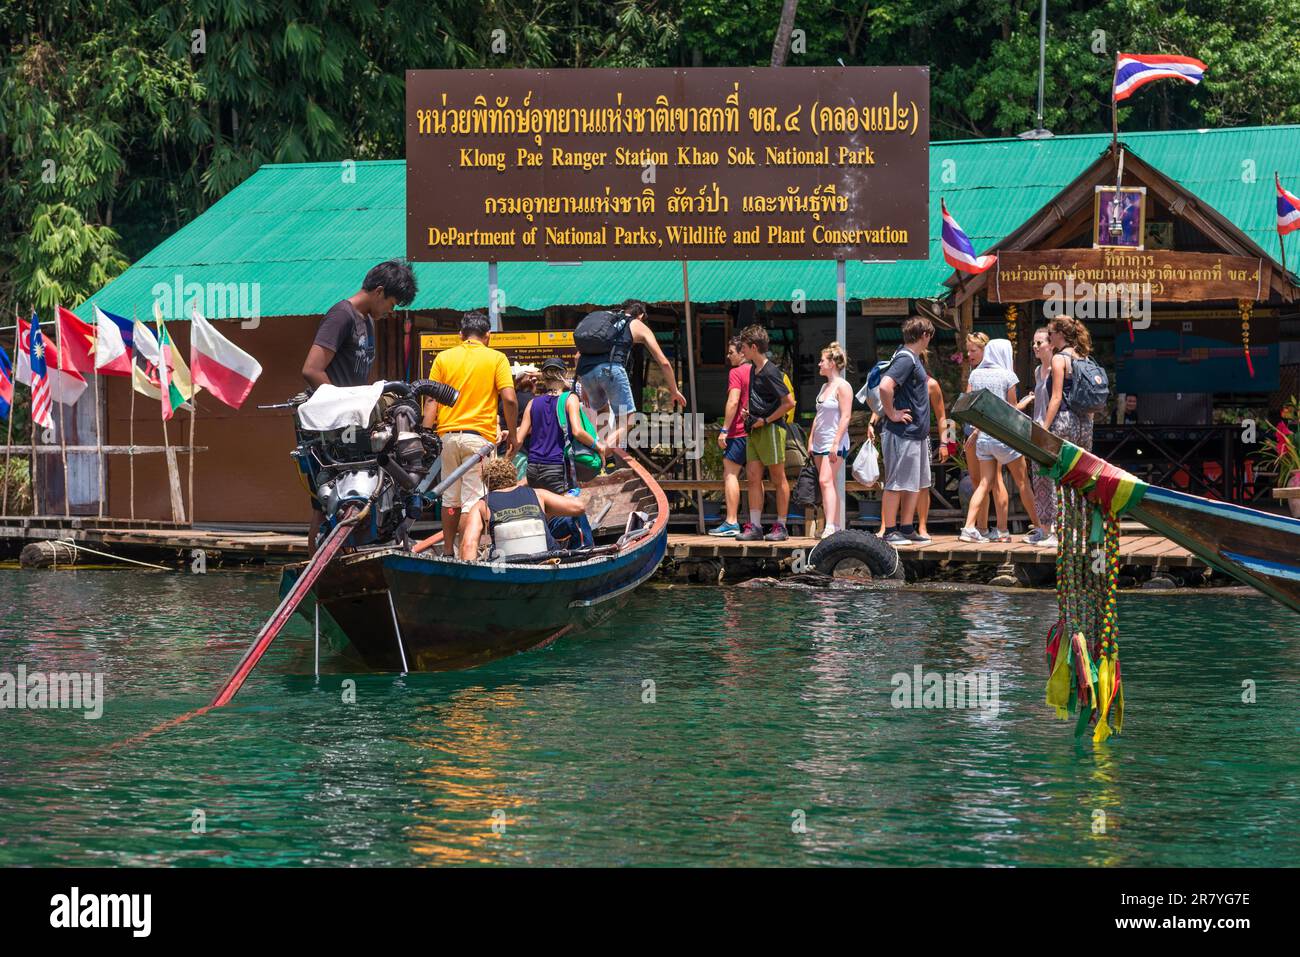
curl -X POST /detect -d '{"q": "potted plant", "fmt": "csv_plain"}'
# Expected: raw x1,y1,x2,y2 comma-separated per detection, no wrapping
1256,397,1300,517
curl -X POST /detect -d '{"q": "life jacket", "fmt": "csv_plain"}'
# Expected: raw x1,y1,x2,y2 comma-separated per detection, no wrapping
487,484,555,559
573,310,634,366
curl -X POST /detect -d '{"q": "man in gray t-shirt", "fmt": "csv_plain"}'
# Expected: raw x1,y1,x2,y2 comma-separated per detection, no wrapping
877,316,934,546
302,260,417,388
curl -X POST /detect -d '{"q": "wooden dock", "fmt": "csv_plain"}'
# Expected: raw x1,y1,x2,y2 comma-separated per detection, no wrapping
669,531,1202,569
0,515,1201,576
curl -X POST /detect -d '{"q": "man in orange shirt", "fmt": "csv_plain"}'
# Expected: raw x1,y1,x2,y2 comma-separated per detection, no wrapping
422,312,517,557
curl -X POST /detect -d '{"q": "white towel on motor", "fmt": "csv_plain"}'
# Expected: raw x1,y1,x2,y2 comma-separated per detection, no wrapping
296,381,387,431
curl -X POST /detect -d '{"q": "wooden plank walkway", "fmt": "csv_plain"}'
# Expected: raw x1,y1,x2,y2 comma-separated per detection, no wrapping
670,531,1203,568
0,519,307,558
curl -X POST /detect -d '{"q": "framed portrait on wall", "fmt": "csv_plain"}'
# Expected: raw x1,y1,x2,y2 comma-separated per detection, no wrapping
1094,186,1147,250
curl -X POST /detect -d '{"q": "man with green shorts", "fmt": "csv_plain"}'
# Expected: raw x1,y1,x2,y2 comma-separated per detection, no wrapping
736,324,795,542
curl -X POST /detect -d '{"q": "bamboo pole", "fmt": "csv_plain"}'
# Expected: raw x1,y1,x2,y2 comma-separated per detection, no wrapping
2,312,16,516
680,261,705,533
1277,172,1289,276
129,308,137,520
187,402,196,527
55,305,70,518
94,363,104,518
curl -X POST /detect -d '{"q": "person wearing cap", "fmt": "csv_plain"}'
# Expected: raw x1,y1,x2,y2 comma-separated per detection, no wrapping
516,356,604,494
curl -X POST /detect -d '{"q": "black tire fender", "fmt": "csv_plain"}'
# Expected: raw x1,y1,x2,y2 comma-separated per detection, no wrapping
807,529,904,580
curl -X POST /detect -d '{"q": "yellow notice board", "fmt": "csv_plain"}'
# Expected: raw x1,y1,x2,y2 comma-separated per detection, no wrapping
419,330,575,377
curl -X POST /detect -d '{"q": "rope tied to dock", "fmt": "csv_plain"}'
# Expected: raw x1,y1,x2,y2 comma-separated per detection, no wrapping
1045,443,1128,744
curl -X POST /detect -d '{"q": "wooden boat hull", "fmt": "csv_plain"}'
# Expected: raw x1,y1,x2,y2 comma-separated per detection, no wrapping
280,452,669,671
953,389,1300,613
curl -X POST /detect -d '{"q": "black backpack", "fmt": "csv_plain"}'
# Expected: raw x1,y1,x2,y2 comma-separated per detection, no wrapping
574,310,633,365
1066,355,1109,415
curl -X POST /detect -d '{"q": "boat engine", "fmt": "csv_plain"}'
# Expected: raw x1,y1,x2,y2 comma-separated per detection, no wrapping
285,379,460,548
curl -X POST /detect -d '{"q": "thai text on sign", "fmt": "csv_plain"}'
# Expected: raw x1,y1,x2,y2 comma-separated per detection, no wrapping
406,67,930,262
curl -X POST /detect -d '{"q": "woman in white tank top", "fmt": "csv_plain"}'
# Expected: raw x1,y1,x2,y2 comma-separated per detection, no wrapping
811,342,853,537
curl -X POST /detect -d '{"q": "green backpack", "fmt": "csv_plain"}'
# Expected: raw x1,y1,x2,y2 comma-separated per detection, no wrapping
556,390,603,476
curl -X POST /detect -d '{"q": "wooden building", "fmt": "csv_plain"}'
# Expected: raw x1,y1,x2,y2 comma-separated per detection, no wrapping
53,125,1300,526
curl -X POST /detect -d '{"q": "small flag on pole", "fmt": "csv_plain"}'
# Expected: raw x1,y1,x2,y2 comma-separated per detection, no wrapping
941,199,997,275
26,313,56,432
0,345,13,421
156,315,187,422
17,316,88,406
92,305,135,376
1277,174,1300,236
57,306,98,376
190,307,263,409
1113,53,1207,102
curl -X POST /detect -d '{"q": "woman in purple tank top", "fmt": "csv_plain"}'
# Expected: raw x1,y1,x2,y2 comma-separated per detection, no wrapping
517,357,603,494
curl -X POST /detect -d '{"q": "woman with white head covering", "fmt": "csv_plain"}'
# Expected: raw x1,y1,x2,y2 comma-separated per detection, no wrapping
959,338,1041,543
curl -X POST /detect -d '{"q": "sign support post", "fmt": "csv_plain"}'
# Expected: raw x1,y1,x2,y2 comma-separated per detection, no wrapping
835,258,847,526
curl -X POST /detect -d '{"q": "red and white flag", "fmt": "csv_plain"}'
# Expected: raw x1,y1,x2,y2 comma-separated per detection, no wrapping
190,307,262,409
17,317,88,407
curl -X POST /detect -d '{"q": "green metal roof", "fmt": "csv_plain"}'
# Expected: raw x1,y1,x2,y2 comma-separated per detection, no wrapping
77,125,1300,321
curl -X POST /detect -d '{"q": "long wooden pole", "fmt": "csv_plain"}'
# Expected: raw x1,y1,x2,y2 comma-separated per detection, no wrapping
680,261,705,533
129,309,137,520
2,313,16,516
187,403,196,527
55,305,70,517
1276,173,1289,276
94,366,104,518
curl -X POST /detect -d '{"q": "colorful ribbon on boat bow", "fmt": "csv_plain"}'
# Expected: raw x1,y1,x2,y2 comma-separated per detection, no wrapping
1043,442,1137,742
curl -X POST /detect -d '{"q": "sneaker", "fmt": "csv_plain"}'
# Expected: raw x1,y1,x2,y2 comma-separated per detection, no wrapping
1036,534,1058,549
737,523,764,542
763,523,789,542
709,521,740,537
820,523,839,539
959,527,986,543
988,529,1011,543
1023,527,1048,544
906,529,932,545
882,530,912,546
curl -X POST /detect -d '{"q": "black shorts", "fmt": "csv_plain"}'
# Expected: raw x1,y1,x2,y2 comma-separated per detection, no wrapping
526,460,569,495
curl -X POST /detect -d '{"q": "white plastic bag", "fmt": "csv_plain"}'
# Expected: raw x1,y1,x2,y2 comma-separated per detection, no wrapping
852,440,880,485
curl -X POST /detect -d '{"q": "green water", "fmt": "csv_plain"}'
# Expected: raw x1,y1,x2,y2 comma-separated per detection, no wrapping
0,570,1296,866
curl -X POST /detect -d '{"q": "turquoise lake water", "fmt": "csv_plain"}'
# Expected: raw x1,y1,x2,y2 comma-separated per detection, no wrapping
1,570,1296,866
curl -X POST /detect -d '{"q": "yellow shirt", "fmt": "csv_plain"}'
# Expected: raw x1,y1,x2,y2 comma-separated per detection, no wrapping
429,339,513,441
782,372,797,423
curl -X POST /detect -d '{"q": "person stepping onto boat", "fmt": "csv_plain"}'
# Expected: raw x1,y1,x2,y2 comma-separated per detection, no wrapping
959,339,1042,545
517,357,604,495
422,311,518,558
810,341,853,539
735,325,796,543
709,336,751,537
459,457,589,561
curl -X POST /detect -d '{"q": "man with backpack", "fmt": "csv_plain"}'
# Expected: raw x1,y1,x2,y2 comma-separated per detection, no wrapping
877,315,935,546
736,324,796,542
574,300,686,453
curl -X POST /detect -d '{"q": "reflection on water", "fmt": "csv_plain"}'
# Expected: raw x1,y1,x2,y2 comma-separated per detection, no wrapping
1,570,1297,866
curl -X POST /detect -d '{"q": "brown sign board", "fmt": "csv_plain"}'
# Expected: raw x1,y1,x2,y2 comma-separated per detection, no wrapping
406,67,929,262
990,249,1270,303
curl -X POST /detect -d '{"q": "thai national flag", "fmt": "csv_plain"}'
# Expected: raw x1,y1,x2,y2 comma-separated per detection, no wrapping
0,344,13,421
1277,174,1300,236
27,312,55,432
1113,53,1207,102
941,199,997,275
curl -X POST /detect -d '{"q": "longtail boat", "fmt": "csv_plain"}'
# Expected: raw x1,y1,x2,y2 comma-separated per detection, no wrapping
953,388,1300,614
277,450,669,672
